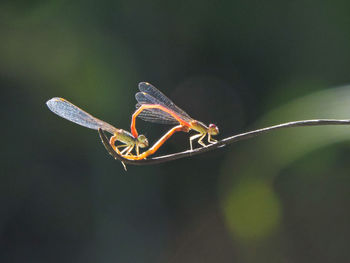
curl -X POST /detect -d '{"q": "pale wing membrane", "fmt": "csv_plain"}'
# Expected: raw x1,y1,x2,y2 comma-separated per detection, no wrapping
138,82,192,121
46,98,118,134
136,103,180,125
135,93,179,124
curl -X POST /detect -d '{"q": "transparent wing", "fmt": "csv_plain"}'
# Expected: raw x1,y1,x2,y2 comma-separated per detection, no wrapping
135,103,180,125
46,97,118,134
138,82,192,121
135,92,180,124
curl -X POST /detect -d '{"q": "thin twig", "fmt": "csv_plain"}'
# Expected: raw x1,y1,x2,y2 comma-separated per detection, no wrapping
98,119,350,166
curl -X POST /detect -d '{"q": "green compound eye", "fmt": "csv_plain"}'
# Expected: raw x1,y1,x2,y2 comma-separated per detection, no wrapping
137,134,149,148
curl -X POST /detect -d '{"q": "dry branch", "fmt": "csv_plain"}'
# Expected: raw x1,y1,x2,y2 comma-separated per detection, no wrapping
98,119,350,166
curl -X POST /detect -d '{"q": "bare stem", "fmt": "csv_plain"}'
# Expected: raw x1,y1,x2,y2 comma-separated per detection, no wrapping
98,119,350,166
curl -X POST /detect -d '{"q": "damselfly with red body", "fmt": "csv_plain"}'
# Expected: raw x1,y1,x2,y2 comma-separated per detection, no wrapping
130,82,219,151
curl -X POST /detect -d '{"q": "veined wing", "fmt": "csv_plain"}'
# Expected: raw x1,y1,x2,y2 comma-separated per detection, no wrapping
135,92,180,124
46,97,118,134
138,82,192,122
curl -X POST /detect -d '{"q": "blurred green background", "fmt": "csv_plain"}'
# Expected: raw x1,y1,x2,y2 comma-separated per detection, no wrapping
1,1,350,262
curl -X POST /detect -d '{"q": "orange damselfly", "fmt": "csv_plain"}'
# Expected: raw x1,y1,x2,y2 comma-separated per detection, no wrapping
120,124,189,160
46,98,149,156
130,82,219,151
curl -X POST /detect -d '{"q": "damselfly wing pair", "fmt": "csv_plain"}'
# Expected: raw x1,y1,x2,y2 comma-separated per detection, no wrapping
46,82,219,160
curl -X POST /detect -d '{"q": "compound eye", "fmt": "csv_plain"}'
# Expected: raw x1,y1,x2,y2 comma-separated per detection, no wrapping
138,135,149,147
209,123,219,135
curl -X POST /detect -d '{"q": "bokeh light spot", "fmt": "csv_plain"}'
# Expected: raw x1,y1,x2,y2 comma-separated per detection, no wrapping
222,179,281,241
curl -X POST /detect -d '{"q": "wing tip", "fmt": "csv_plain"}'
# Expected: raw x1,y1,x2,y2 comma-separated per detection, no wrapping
138,81,155,90
46,97,66,109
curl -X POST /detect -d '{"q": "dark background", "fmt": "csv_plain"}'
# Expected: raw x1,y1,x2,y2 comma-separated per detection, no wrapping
1,1,350,262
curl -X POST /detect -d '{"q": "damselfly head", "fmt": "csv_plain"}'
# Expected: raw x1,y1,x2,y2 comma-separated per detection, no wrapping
208,124,219,135
137,134,149,148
